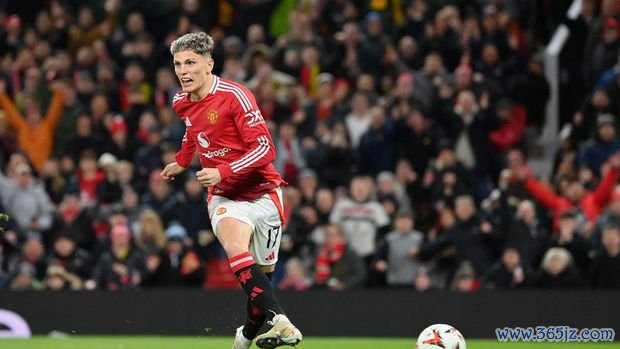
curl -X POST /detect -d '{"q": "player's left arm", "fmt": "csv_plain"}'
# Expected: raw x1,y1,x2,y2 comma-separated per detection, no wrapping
215,86,276,183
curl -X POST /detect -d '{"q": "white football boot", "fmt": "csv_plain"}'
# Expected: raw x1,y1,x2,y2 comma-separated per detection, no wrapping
232,326,253,349
255,314,302,348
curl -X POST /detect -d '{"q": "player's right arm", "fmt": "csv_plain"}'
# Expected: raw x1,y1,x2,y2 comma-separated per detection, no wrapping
161,161,186,181
163,94,194,181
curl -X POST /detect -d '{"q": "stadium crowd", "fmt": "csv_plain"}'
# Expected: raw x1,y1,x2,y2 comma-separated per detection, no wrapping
0,0,620,292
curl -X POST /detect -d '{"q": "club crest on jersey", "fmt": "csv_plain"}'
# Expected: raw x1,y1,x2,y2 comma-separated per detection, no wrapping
197,132,210,148
208,109,218,124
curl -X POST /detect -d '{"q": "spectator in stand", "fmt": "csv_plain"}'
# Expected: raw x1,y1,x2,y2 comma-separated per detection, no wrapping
572,91,619,144
0,79,65,172
103,117,140,162
344,92,372,150
47,232,92,280
76,149,105,206
579,114,620,175
43,264,82,290
514,152,620,233
358,106,396,176
483,247,532,289
419,195,499,281
178,175,209,240
97,153,123,205
586,17,620,89
9,262,44,291
90,224,145,291
534,247,584,289
549,210,591,275
141,169,183,226
374,212,424,287
376,171,412,216
440,90,497,197
143,222,204,287
592,186,620,250
50,193,95,251
134,209,167,255
503,200,549,269
330,175,390,263
313,224,366,290
8,236,48,283
274,121,306,186
451,261,479,293
488,99,526,176
395,109,438,177
278,257,310,291
589,224,620,289
0,163,53,236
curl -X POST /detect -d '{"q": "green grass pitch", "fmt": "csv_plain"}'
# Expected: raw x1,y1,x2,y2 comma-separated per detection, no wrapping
0,336,617,349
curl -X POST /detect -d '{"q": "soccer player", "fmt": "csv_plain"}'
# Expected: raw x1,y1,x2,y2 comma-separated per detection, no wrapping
160,32,302,349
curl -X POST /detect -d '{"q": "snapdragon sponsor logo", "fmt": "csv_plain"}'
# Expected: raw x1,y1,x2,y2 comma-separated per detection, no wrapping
202,147,231,158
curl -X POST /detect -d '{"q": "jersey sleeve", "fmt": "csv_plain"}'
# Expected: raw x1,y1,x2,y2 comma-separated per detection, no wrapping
216,85,276,181
172,93,196,168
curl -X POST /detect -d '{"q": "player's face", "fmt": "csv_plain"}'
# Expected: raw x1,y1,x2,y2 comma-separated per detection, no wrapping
173,50,214,97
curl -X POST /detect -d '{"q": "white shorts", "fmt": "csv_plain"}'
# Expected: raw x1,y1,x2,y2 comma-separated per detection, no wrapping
208,188,284,266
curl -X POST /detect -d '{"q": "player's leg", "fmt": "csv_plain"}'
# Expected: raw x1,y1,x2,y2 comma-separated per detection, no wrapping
216,217,285,319
232,269,273,349
248,190,302,348
241,269,273,339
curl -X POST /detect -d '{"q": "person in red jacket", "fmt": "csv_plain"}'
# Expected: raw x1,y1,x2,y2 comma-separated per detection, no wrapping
159,32,301,349
514,152,620,233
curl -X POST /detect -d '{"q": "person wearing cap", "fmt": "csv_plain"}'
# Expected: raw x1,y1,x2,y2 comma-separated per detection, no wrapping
143,222,204,287
0,79,65,172
102,116,140,161
579,113,620,174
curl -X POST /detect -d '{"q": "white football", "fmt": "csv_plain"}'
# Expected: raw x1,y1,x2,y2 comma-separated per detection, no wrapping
416,323,466,349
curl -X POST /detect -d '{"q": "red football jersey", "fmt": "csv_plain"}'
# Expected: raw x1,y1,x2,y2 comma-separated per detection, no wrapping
172,75,284,201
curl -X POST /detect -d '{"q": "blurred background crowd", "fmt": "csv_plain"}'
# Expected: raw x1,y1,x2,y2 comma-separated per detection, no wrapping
0,0,619,292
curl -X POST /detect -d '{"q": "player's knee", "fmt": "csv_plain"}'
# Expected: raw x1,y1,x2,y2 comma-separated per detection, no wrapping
217,218,252,257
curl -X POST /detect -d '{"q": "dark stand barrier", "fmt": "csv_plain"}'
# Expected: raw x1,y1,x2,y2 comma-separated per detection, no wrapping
0,290,618,338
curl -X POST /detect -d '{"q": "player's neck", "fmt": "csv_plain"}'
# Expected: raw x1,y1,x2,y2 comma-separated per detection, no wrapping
190,73,215,101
